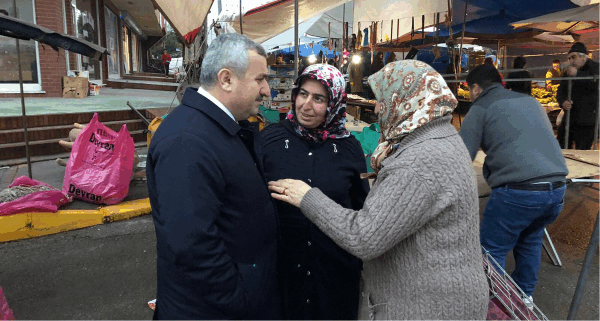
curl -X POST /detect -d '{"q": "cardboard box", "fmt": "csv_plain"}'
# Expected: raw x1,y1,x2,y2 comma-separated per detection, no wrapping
89,84,105,96
63,76,89,99
269,77,294,89
270,101,291,109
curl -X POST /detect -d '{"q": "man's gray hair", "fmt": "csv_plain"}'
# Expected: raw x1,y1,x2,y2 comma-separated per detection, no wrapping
200,33,267,89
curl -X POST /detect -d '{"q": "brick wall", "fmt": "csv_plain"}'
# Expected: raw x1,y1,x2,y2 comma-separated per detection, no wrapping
35,0,68,97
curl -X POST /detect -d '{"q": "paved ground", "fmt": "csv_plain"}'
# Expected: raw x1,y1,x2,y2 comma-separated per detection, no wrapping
1,88,178,117
0,146,597,319
0,215,157,319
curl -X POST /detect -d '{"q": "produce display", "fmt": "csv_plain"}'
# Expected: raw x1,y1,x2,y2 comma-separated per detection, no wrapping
456,83,559,107
532,84,559,107
458,87,470,100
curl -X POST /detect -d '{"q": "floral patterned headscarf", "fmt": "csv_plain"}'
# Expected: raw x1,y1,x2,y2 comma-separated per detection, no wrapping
365,60,457,176
286,64,351,142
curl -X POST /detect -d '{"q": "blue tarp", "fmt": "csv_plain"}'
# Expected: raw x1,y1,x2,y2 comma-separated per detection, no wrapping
276,42,336,59
451,0,578,25
437,10,530,36
422,0,580,39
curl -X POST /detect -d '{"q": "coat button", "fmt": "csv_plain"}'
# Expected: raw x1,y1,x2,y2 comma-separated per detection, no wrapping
306,299,310,304
308,152,313,156
307,178,311,182
307,271,311,276
307,241,312,246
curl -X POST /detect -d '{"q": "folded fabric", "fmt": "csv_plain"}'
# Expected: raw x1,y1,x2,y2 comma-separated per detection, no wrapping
0,287,14,320
0,176,72,216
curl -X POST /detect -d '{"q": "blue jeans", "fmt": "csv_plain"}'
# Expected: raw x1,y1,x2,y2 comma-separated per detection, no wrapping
481,184,566,296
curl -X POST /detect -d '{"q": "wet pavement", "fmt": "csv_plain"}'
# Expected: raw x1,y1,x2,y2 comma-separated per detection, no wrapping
0,150,597,319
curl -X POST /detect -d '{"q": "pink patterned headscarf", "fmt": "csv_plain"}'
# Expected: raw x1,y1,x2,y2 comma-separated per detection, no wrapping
365,60,457,177
286,64,351,142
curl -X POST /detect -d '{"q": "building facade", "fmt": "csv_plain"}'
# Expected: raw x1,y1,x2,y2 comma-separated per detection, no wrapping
0,0,163,98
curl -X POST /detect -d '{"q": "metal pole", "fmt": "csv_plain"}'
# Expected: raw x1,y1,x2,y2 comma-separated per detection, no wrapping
447,0,453,35
237,0,243,35
13,0,32,178
567,212,599,320
294,0,298,79
564,79,572,149
594,79,599,149
542,228,562,266
342,3,346,70
458,0,468,74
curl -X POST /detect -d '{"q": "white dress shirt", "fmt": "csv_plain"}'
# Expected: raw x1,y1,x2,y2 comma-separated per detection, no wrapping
197,87,236,122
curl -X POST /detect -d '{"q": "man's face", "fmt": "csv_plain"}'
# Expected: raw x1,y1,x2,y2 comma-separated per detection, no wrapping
233,50,270,120
567,53,587,70
552,63,560,71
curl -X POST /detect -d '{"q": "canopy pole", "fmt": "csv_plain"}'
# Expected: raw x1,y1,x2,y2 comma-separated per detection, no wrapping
341,3,346,70
564,80,572,149
457,0,468,74
13,0,32,178
294,0,299,79
239,0,243,34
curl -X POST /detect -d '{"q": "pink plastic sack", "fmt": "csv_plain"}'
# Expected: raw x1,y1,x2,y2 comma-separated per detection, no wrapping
62,113,135,205
0,176,72,216
0,287,14,320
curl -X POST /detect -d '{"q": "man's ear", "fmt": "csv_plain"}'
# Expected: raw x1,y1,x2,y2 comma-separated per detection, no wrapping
217,68,236,92
472,83,482,96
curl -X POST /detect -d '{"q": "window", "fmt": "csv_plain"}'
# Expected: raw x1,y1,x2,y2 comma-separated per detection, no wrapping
72,0,101,80
104,7,120,78
0,0,41,92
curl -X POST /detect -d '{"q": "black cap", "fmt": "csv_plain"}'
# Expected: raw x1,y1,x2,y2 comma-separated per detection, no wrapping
568,42,588,55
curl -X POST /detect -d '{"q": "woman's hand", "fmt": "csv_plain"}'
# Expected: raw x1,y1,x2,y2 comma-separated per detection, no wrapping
268,179,311,207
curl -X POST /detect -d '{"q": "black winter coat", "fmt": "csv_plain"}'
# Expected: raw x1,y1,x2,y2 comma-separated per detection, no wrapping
147,88,281,320
506,70,532,95
260,121,370,320
557,59,599,126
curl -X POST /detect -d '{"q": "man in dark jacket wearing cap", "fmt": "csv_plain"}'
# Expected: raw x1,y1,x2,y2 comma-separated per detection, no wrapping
557,42,599,150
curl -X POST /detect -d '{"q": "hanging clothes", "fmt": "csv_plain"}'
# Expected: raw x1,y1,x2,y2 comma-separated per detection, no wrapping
363,28,369,47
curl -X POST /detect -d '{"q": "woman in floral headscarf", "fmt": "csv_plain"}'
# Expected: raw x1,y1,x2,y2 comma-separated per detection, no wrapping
260,64,370,320
268,60,488,320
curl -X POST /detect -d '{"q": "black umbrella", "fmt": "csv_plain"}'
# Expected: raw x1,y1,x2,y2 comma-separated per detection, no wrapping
1,9,107,178
0,13,108,59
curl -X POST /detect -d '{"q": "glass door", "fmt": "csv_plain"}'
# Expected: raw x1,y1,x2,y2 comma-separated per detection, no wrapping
122,26,131,74
104,6,120,78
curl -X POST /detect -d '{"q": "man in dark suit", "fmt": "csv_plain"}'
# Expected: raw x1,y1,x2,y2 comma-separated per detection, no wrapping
146,33,280,320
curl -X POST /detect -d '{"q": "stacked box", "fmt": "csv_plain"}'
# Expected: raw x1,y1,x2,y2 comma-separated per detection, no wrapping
267,65,295,112
63,76,89,99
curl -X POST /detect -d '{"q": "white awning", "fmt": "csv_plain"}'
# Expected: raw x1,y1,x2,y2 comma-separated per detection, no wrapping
153,0,214,44
226,0,349,43
511,3,599,32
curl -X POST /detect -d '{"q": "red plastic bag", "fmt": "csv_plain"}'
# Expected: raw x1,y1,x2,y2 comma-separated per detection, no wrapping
0,287,14,320
0,176,72,216
62,113,135,205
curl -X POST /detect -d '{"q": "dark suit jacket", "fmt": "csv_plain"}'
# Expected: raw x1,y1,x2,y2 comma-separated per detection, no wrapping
147,88,281,320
